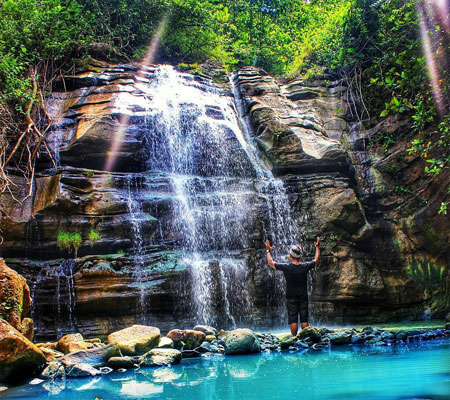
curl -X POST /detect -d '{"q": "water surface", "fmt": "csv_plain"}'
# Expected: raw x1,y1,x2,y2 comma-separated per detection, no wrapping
3,339,449,399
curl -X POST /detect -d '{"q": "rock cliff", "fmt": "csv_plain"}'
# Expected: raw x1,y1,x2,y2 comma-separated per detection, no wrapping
0,62,448,339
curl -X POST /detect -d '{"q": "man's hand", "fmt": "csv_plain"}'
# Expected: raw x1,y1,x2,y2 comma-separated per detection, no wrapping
265,240,275,251
314,237,321,263
265,240,275,268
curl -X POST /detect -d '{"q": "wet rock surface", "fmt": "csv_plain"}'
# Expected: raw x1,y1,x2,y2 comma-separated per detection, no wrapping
223,328,261,355
0,259,33,340
0,63,448,338
106,325,160,355
0,319,46,384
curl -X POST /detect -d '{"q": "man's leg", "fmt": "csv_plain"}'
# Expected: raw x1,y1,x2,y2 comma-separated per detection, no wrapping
290,323,298,336
286,298,298,336
299,296,309,331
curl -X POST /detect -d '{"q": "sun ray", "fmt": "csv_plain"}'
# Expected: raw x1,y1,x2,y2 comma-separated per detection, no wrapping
104,14,169,172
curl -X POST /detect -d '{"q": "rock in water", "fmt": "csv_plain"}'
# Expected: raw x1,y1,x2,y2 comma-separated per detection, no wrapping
157,337,174,348
57,333,86,354
297,326,322,343
182,330,205,350
329,331,352,345
193,325,217,336
65,363,101,378
41,361,65,380
61,344,120,368
107,325,160,355
107,356,139,369
223,329,261,355
0,319,46,384
166,329,205,350
139,349,182,367
0,259,33,340
280,335,298,350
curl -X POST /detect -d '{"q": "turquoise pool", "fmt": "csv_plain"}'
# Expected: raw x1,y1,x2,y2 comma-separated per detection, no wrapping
3,339,450,399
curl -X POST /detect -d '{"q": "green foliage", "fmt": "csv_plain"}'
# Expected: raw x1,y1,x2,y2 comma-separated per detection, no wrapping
88,229,100,247
57,231,82,257
0,0,89,110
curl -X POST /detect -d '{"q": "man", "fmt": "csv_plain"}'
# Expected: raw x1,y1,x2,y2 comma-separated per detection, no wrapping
265,237,320,336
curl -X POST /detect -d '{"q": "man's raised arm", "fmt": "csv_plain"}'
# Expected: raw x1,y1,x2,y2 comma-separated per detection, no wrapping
314,237,321,264
265,240,275,268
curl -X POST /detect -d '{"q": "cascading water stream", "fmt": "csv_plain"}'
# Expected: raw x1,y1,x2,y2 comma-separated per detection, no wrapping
125,175,149,323
123,65,304,327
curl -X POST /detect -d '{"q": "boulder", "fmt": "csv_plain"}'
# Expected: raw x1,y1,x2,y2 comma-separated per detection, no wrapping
297,326,322,343
65,363,102,378
61,344,120,368
193,325,217,336
0,260,33,338
205,335,216,343
20,318,34,342
182,330,205,350
107,356,139,369
139,348,182,367
380,331,394,340
0,319,46,384
66,341,93,353
329,331,352,345
166,329,184,344
38,346,64,362
350,334,364,344
445,312,450,322
223,328,261,355
166,329,205,350
107,325,160,355
280,335,298,350
41,361,65,380
56,333,85,354
157,337,174,348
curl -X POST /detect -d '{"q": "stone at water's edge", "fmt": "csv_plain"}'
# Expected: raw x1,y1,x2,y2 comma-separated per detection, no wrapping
297,326,322,343
0,319,46,384
107,325,160,356
223,328,261,355
107,356,138,369
139,348,182,367
329,331,352,345
167,329,205,350
61,344,120,368
57,333,85,354
193,325,217,336
157,337,174,348
182,330,206,350
0,259,33,341
280,335,297,349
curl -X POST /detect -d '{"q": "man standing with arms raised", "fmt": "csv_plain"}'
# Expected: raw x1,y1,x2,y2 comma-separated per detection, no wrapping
265,237,320,336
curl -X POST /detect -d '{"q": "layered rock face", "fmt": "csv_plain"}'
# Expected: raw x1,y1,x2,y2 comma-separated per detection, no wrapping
0,62,448,339
234,67,449,323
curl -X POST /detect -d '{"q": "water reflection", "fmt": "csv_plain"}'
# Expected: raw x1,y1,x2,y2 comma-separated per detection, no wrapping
2,340,449,400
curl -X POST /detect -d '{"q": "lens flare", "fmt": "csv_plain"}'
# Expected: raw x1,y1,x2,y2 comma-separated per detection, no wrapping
417,1,449,118
104,14,169,172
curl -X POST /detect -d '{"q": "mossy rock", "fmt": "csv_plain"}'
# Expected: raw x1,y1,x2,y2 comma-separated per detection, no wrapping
297,326,321,343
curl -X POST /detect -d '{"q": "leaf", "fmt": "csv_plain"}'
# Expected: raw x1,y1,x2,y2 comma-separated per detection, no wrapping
380,109,389,117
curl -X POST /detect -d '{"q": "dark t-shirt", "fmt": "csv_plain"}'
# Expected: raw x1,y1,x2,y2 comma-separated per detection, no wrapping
274,260,315,298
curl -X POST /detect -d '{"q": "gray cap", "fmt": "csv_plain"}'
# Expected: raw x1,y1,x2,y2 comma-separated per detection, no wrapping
289,245,302,259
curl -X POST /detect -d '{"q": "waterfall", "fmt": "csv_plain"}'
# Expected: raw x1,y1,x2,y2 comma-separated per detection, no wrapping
124,65,302,327
32,259,77,337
